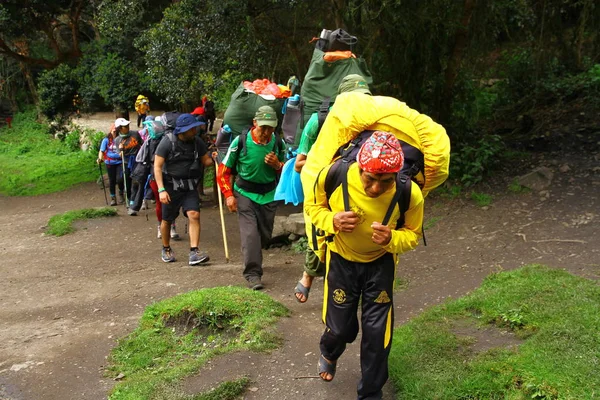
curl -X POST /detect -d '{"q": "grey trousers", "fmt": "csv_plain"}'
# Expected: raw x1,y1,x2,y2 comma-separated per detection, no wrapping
234,191,278,280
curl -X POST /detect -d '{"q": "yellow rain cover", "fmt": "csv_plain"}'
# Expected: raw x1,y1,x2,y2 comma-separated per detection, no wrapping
300,92,450,261
301,92,450,199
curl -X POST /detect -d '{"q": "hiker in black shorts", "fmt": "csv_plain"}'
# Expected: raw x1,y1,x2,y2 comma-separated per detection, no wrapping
154,113,214,265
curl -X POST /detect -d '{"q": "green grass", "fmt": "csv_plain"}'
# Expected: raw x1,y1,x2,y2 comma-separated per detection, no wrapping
108,286,289,400
0,109,99,196
509,180,531,194
143,377,251,400
470,191,492,207
291,236,308,254
389,265,600,399
424,216,442,230
394,277,410,291
46,207,117,236
203,164,215,189
434,184,462,199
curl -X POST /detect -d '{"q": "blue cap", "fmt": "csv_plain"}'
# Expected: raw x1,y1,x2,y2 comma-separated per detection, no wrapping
173,113,205,135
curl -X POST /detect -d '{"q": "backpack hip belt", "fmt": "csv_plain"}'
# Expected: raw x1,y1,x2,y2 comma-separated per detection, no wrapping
235,176,277,195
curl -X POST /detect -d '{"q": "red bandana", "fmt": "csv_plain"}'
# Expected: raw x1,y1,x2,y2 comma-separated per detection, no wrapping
356,131,404,173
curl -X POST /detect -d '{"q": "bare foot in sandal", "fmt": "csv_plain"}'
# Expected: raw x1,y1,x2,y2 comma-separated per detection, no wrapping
294,272,314,303
318,354,336,381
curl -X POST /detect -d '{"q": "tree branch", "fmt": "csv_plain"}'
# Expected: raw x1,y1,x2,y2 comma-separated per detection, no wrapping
69,0,85,58
0,37,60,69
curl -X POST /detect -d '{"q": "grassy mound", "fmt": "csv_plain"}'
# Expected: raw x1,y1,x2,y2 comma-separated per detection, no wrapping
108,286,289,400
0,110,99,196
46,207,117,236
390,265,600,399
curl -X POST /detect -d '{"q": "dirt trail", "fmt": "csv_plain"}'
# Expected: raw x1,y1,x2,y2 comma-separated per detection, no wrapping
0,113,598,400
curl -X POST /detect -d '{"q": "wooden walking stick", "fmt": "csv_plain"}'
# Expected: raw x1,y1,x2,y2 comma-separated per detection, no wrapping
214,159,229,262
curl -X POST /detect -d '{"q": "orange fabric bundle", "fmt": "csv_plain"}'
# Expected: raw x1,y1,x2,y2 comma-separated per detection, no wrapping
242,78,292,98
323,51,355,62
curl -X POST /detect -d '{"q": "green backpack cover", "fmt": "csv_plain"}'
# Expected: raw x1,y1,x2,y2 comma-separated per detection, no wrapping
222,82,285,138
295,49,372,145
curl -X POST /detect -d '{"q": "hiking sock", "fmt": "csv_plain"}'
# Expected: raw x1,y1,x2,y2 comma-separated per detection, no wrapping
190,247,198,252
163,246,171,250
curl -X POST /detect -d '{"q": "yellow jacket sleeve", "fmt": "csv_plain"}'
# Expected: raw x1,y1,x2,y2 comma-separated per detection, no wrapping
382,181,424,255
303,164,338,236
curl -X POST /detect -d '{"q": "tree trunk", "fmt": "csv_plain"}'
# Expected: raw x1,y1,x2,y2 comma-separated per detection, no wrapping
575,0,591,71
439,0,476,124
330,0,346,29
19,62,39,105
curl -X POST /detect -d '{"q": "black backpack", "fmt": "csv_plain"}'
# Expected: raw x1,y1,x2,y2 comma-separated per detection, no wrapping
311,130,426,250
283,97,331,146
162,111,182,133
235,128,284,158
315,28,358,52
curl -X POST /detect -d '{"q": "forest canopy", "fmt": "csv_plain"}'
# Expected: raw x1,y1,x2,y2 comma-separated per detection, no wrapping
1,0,598,184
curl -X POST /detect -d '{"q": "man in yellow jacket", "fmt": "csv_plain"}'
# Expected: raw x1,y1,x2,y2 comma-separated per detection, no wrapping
135,95,150,127
305,131,424,400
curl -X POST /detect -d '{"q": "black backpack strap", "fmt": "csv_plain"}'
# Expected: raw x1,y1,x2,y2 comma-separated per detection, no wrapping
311,165,329,251
317,97,331,132
166,132,177,159
381,173,412,228
324,159,352,211
238,128,251,156
322,159,351,246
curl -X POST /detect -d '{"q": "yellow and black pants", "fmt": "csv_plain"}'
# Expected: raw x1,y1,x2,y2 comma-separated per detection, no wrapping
320,251,395,400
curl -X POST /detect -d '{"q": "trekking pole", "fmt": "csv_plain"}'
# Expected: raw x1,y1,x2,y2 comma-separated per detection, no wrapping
121,151,129,208
143,174,151,221
214,159,229,262
97,161,109,205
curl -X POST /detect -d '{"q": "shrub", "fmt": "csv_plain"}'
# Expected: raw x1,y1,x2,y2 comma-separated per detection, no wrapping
37,64,78,120
450,134,504,186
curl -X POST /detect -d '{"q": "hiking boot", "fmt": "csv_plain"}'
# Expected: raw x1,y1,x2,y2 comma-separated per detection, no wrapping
247,276,264,291
189,249,210,266
127,208,137,216
161,247,175,263
157,225,162,239
118,193,125,204
110,197,117,206
170,225,180,240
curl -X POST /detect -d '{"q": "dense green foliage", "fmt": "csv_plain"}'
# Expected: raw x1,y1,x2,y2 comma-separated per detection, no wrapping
390,265,600,399
2,0,599,186
46,207,118,236
37,65,78,119
0,110,100,196
108,286,289,399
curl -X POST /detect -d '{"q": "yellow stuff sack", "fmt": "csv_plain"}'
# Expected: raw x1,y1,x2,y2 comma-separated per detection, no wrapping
301,92,450,260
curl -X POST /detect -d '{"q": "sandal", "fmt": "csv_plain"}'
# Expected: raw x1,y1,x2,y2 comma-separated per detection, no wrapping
318,354,336,382
294,281,310,303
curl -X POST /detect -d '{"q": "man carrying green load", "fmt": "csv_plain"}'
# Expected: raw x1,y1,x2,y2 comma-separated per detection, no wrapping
216,105,285,290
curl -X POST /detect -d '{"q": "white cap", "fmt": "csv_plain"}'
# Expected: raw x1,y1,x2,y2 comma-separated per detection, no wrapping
115,118,130,127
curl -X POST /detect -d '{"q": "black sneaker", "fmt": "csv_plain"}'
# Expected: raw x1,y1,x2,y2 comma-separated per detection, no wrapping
247,276,264,291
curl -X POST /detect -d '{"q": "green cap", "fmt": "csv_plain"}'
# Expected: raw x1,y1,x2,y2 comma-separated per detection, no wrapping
338,74,371,95
254,105,278,127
